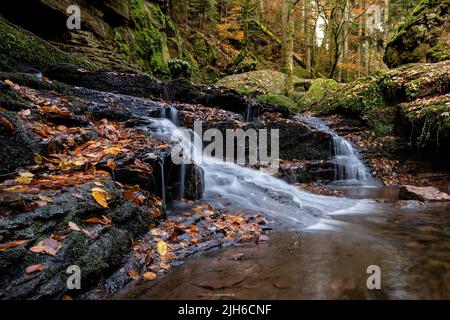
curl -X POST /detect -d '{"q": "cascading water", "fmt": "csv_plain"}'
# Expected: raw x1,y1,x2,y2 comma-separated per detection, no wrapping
153,116,358,228
298,116,378,186
73,86,365,228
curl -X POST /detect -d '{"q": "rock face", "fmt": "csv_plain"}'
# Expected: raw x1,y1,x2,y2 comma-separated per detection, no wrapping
0,0,226,82
0,17,89,71
384,0,450,68
399,185,450,201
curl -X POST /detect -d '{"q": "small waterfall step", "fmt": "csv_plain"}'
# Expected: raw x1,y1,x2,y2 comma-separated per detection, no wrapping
297,115,379,186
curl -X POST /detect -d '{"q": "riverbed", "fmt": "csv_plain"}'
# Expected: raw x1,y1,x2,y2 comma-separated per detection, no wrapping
115,188,450,300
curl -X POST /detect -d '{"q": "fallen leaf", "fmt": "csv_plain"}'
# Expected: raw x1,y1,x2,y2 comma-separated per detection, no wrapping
29,238,61,256
128,269,141,280
143,272,157,280
156,241,168,256
68,222,82,232
0,239,29,251
26,264,45,274
18,109,31,117
15,170,34,184
91,190,109,208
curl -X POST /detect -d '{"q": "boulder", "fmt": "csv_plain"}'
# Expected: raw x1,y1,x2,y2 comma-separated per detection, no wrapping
297,78,340,111
384,0,450,68
0,111,40,175
399,185,450,201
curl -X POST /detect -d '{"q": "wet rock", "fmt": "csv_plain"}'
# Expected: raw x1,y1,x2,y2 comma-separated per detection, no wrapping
0,228,130,300
399,185,450,202
0,111,40,174
45,64,290,118
278,160,335,183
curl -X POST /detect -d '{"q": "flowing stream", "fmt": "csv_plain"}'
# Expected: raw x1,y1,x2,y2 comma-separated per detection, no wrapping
73,88,450,299
298,116,379,186
151,114,360,228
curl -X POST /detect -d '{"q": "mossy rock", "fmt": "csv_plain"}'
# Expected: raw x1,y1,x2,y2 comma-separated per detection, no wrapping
216,69,305,97
384,0,450,68
297,78,340,111
0,17,89,71
315,60,450,147
256,93,297,111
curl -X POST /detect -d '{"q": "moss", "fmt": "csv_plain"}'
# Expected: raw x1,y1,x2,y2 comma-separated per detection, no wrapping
297,78,340,111
293,66,313,79
384,0,450,67
217,69,304,97
168,59,191,79
257,93,297,111
112,0,174,77
0,18,90,71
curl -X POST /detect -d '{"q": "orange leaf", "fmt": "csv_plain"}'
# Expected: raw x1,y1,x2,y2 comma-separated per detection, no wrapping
0,239,29,251
91,190,109,208
143,272,157,280
128,269,141,280
26,264,45,274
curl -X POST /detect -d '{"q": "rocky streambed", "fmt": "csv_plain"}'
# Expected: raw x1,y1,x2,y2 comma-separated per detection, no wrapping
0,65,339,299
1,64,450,300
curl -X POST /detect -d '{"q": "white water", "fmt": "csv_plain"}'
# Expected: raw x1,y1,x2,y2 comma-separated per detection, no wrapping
71,87,371,228
298,116,379,186
151,117,359,228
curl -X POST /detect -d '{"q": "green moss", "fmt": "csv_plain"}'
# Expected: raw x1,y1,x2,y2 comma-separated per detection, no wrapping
168,59,191,79
297,78,340,111
293,66,312,79
384,0,450,67
217,69,304,97
0,18,90,71
256,93,297,111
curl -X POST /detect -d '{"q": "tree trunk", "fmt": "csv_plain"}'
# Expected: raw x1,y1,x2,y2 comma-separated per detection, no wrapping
281,0,295,94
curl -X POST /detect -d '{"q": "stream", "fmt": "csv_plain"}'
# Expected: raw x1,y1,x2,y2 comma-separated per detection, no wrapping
83,92,449,300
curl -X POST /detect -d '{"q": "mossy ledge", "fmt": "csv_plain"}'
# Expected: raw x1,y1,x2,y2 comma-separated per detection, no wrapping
0,17,91,71
314,60,450,155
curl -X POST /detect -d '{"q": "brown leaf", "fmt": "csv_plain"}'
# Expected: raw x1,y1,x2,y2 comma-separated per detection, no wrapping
0,239,29,251
26,264,45,274
128,269,141,280
30,238,61,256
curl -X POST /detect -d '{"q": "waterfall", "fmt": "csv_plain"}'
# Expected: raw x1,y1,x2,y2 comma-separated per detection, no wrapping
72,87,363,228
158,159,166,204
169,105,179,126
179,162,186,200
297,116,378,186
152,117,358,228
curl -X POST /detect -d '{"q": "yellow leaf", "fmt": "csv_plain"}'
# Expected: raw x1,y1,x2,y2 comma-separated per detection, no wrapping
15,170,34,184
103,146,121,155
34,153,42,164
92,191,109,208
143,272,157,280
156,241,167,256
